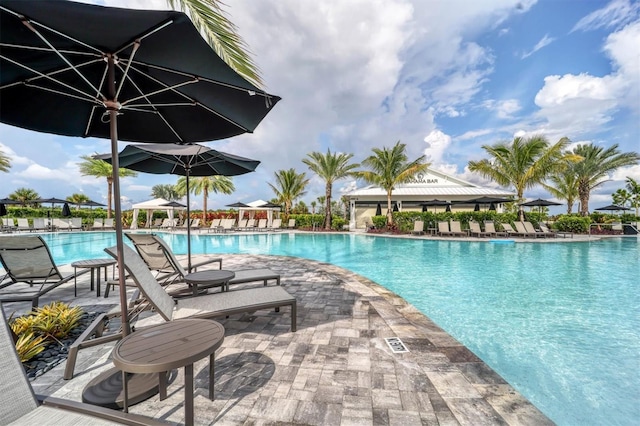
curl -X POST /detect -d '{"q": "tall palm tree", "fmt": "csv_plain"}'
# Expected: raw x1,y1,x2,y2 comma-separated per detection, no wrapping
570,143,640,216
168,0,262,88
303,150,359,230
0,149,11,172
543,171,579,214
9,187,39,206
354,141,429,227
625,177,640,216
612,188,632,209
151,184,181,201
468,136,574,220
78,155,137,218
66,193,90,210
268,169,309,215
176,175,234,223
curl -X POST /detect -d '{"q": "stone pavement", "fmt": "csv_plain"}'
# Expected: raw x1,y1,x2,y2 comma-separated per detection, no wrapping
5,252,553,425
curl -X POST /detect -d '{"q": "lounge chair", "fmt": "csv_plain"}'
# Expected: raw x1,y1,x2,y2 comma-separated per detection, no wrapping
0,235,89,308
0,305,170,426
52,218,70,231
611,222,623,235
219,218,235,232
235,219,248,231
69,217,83,231
32,218,49,232
523,221,547,238
91,218,104,230
269,218,282,231
539,223,562,238
287,219,295,229
2,218,16,233
501,223,524,237
468,221,491,237
515,221,539,238
257,218,268,231
207,218,222,233
104,245,297,331
449,221,468,236
103,218,115,230
437,221,452,236
16,218,31,232
122,233,222,293
411,220,424,235
483,221,507,237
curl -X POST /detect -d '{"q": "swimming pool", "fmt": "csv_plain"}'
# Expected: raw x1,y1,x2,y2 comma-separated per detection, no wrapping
35,232,640,425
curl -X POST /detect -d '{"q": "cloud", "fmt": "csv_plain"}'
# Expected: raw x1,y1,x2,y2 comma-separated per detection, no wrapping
423,130,452,164
521,34,555,59
572,0,640,32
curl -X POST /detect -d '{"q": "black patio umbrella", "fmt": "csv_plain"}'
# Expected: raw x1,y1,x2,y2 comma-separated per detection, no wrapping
375,203,382,216
34,197,68,207
61,202,72,217
595,204,631,214
0,0,280,338
0,198,21,205
474,203,480,212
100,143,260,271
160,201,187,208
520,198,562,216
227,202,250,208
489,203,496,211
420,199,451,213
259,202,282,209
393,202,399,212
466,196,513,204
0,204,6,217
445,204,451,213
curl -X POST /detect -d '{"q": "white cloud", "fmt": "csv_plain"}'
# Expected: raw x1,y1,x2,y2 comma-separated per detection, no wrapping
572,0,640,32
521,34,555,59
423,130,452,164
611,164,640,182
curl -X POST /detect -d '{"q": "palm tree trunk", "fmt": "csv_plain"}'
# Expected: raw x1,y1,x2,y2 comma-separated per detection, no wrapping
579,182,590,216
202,188,208,224
324,182,332,230
106,177,113,218
386,192,393,227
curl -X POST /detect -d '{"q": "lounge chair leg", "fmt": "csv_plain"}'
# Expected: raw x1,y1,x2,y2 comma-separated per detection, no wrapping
291,302,297,332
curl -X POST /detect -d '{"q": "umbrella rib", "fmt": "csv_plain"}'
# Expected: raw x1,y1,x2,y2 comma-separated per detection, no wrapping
18,15,105,100
113,19,175,57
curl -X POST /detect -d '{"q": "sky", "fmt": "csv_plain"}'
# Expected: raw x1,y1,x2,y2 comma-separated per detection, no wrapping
1,0,639,215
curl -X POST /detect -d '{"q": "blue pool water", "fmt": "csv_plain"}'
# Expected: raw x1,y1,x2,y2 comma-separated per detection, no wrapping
33,232,640,425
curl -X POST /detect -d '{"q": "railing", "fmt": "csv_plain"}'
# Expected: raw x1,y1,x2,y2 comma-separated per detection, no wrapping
589,222,639,237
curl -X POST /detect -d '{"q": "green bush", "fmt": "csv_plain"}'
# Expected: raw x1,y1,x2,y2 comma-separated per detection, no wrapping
553,215,591,233
331,217,347,230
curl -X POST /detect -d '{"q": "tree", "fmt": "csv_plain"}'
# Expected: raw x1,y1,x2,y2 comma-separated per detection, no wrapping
612,188,632,208
151,184,181,201
303,149,359,230
78,155,137,218
66,193,90,210
0,148,11,172
543,171,579,214
623,177,640,216
176,175,234,223
354,141,429,226
468,135,574,220
9,187,39,206
268,169,309,215
167,0,262,88
570,144,640,216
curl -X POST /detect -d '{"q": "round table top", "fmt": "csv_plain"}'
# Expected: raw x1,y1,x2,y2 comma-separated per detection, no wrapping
184,270,235,285
71,258,117,268
112,319,225,373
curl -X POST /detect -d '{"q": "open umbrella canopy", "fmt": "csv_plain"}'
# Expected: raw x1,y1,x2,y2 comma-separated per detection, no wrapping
227,202,250,208
520,198,562,207
0,0,280,340
465,196,513,204
80,200,106,208
34,197,68,206
160,201,187,208
0,198,21,205
595,204,631,212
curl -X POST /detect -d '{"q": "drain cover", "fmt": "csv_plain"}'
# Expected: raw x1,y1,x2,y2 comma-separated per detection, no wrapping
385,337,409,353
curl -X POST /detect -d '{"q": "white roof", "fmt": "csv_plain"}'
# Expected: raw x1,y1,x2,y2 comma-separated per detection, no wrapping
247,199,270,208
131,198,184,209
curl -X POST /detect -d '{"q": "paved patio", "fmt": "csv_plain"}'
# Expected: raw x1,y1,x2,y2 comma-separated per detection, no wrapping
5,251,553,425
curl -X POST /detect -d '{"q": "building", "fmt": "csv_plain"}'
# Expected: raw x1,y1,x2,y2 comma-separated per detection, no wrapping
345,169,515,229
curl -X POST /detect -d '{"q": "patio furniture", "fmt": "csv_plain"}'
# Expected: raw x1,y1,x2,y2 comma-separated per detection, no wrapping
523,221,548,238
183,270,235,297
206,218,222,233
103,218,115,230
71,258,117,297
468,221,491,237
449,221,468,236
69,217,83,231
0,235,89,308
257,218,268,231
112,319,224,426
287,219,296,229
16,218,31,232
484,221,508,237
500,223,523,237
2,218,15,233
91,218,104,230
514,221,539,238
411,220,425,235
104,245,297,332
268,218,282,231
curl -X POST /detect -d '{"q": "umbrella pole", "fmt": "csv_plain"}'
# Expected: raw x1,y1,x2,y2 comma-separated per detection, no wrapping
107,55,130,337
186,169,192,273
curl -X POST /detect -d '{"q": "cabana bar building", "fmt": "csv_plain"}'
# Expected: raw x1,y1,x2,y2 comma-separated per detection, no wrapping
346,168,515,229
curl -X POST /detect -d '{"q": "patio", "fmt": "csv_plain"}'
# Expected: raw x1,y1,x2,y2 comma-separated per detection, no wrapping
6,252,552,425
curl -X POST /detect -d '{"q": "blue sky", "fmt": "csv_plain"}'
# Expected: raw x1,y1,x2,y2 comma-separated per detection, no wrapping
1,0,638,214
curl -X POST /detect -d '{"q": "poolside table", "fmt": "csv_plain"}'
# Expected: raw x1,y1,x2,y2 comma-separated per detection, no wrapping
112,319,225,426
71,258,117,297
183,270,235,296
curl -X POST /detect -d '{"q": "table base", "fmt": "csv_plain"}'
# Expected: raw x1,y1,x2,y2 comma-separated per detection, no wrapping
82,367,175,409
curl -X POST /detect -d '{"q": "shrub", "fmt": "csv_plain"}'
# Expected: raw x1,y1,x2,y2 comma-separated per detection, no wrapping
553,215,591,233
14,332,47,363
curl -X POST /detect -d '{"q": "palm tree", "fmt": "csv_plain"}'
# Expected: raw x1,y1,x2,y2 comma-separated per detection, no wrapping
612,188,632,208
268,169,309,215
176,175,234,223
354,141,429,227
167,0,262,88
303,149,359,230
625,177,640,216
78,155,137,218
66,193,90,210
468,136,574,220
151,184,181,201
0,149,11,172
9,187,39,206
543,171,579,214
570,144,640,216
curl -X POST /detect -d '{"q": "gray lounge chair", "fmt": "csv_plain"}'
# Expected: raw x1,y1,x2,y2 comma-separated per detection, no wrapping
411,220,425,235
483,221,508,237
104,245,297,331
468,221,491,237
0,305,170,426
0,235,89,308
515,221,539,238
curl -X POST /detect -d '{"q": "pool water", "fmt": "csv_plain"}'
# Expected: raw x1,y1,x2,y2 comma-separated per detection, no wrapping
37,232,640,425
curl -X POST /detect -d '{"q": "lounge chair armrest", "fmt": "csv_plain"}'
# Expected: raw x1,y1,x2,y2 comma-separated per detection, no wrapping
42,396,176,425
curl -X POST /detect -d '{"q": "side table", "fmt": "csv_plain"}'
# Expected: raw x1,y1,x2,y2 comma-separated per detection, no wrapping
112,319,225,426
71,258,117,297
183,270,235,296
